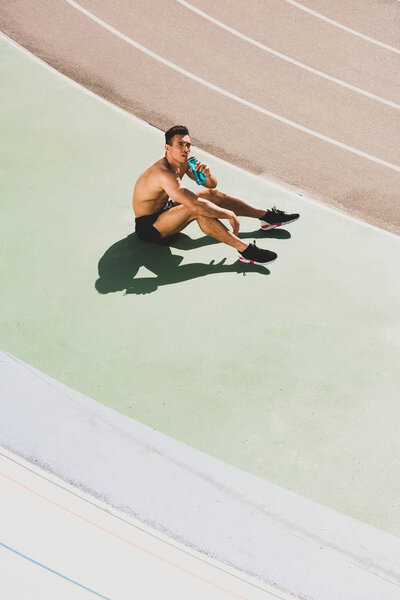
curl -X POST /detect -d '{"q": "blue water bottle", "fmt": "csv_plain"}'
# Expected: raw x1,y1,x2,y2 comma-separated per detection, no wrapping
188,156,207,185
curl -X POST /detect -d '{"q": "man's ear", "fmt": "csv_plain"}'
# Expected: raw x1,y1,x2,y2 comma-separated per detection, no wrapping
165,144,170,153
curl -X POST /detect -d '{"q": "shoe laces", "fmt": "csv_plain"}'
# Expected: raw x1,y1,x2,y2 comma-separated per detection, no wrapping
270,206,286,217
241,241,257,254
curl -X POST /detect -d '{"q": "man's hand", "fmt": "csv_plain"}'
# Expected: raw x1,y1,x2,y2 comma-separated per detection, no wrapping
194,161,210,177
193,161,217,188
186,159,217,188
228,211,240,235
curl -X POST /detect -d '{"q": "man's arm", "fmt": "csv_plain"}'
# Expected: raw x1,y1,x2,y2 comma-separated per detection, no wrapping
186,160,217,188
159,170,239,234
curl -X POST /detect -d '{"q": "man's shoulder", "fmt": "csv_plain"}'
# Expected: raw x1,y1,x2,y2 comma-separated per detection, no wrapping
151,158,182,184
135,159,167,188
146,157,169,178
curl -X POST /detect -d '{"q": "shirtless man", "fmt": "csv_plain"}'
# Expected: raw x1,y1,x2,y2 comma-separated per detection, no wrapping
132,125,299,265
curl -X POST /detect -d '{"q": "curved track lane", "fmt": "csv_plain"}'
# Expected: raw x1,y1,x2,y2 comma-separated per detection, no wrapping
1,0,400,233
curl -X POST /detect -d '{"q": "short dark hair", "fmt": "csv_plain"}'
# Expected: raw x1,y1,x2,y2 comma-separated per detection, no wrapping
165,125,189,146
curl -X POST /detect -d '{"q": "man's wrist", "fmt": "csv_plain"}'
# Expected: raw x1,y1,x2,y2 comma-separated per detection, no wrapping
206,173,217,187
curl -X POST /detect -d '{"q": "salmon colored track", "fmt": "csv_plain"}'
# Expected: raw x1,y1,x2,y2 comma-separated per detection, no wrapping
0,0,399,233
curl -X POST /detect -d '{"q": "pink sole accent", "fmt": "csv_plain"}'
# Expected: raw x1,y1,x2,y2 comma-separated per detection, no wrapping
260,216,299,230
261,222,280,230
239,256,276,266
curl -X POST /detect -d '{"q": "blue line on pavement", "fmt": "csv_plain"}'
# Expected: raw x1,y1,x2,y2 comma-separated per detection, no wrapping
0,540,111,599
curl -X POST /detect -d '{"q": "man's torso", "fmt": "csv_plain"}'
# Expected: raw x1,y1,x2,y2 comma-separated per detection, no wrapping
132,157,188,217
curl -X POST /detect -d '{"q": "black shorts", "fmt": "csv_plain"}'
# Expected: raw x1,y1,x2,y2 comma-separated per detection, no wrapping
135,200,174,243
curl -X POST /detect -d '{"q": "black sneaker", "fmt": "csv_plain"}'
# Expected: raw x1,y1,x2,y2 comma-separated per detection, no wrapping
239,241,277,265
260,206,300,231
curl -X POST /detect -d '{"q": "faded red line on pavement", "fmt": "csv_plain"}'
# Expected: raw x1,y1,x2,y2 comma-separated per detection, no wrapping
0,470,252,600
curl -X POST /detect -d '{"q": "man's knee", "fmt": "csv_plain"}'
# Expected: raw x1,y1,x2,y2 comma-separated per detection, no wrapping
196,215,217,233
195,215,207,230
155,205,195,238
173,204,196,221
197,188,224,203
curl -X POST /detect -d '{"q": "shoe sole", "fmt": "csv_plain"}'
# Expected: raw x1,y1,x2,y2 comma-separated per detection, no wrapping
239,256,277,266
260,216,299,231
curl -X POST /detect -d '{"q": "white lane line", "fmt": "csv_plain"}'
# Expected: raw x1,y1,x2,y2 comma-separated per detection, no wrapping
63,0,400,173
283,0,400,55
3,32,398,239
176,0,400,111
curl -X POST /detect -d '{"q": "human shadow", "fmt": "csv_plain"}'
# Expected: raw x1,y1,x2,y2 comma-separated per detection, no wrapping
171,226,290,251
95,228,288,295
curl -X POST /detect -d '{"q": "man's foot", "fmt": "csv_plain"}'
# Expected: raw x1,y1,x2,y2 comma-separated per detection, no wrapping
260,206,300,231
238,241,277,265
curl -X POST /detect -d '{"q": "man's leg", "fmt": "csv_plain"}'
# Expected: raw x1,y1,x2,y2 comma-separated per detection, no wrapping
153,203,276,265
196,216,277,265
197,189,300,230
196,189,264,218
154,204,246,250
153,205,195,238
196,216,247,251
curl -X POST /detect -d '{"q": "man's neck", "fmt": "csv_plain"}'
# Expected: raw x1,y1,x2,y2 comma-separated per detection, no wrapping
164,154,183,173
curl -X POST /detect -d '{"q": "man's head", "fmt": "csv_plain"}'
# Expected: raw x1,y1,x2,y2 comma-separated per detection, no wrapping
165,125,191,165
